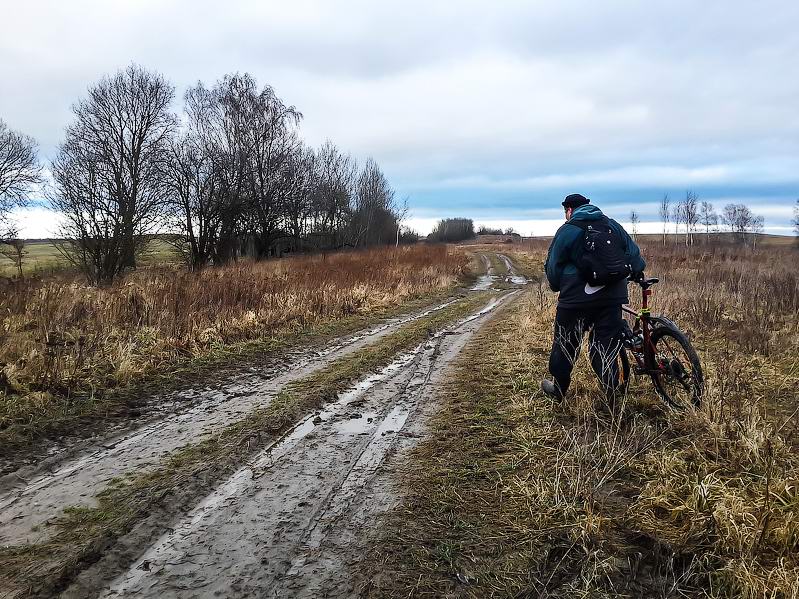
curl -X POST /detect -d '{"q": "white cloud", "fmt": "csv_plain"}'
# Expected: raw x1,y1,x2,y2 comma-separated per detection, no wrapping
1,0,797,230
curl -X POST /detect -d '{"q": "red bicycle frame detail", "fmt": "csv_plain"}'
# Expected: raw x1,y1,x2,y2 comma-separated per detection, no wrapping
623,285,662,375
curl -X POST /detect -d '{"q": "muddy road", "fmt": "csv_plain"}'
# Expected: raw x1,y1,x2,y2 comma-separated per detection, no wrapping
1,253,527,598
0,298,461,547
471,252,528,290
67,294,516,598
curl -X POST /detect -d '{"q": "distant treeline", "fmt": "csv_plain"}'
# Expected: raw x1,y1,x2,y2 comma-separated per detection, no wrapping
1,65,410,284
428,218,475,243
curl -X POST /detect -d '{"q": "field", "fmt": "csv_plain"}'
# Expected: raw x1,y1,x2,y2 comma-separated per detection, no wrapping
363,240,799,598
0,244,467,454
0,239,181,277
0,240,797,598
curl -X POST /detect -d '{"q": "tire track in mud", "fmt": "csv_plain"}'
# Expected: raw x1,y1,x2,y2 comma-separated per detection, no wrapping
497,253,530,285
65,292,519,599
0,297,463,547
472,252,529,290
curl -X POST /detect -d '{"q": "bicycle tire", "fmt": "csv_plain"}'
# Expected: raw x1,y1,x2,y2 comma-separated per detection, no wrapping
649,327,703,408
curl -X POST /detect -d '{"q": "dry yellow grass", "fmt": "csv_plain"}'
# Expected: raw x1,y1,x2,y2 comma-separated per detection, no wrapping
363,242,799,598
0,244,468,449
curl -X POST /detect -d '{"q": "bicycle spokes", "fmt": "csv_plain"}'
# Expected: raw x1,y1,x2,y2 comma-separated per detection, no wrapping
651,329,702,408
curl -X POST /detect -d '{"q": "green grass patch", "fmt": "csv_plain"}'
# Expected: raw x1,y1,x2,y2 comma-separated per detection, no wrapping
0,239,182,277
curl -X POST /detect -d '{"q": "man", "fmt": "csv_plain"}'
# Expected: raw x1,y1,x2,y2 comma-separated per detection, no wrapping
541,193,646,402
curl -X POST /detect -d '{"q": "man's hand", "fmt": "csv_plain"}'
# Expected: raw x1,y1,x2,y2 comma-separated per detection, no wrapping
630,270,645,282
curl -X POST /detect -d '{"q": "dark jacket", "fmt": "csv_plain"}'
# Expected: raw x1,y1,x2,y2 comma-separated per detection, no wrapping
544,204,645,308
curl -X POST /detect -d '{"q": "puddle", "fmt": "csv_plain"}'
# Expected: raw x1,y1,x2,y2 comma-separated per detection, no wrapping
497,254,530,286
471,274,497,290
470,254,528,290
331,412,379,435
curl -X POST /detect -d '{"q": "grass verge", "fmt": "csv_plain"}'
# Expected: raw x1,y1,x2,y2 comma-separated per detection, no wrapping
361,288,799,598
0,278,477,463
0,290,494,599
1,245,469,455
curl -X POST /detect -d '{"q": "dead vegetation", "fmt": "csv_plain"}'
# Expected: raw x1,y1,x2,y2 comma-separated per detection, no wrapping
362,243,799,598
0,244,467,451
0,290,492,598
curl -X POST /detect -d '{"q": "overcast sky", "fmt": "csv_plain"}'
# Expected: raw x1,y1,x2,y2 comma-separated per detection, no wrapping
2,0,797,236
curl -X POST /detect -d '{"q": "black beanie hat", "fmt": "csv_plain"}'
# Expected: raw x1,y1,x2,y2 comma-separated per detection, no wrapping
562,193,590,209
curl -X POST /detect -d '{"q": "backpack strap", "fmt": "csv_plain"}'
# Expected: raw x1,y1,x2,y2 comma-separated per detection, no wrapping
568,216,609,232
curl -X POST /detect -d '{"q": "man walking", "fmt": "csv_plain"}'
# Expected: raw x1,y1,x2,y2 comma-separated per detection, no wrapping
541,193,646,402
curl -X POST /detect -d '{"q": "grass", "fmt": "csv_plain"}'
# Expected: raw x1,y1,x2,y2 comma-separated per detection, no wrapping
362,242,799,598
0,290,493,599
0,239,181,277
0,244,468,454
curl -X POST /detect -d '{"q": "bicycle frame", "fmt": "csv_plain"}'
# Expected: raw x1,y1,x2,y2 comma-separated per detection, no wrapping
622,284,661,375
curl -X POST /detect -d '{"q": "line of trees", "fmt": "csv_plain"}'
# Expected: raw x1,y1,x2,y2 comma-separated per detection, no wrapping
476,225,518,236
3,65,406,284
429,218,475,243
658,191,764,248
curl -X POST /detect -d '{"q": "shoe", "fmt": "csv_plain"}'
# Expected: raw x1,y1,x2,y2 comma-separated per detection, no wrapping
540,380,562,402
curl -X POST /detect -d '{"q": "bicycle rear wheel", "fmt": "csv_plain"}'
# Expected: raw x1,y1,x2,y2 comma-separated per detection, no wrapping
649,327,703,408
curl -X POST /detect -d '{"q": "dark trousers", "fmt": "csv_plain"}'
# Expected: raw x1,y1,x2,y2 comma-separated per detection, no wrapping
548,304,624,399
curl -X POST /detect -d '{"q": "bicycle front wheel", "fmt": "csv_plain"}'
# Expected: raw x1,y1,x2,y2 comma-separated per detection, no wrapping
649,327,703,408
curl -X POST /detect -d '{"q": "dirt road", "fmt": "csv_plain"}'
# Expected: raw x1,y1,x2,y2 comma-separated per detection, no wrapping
0,297,472,548
72,294,516,598
1,253,527,598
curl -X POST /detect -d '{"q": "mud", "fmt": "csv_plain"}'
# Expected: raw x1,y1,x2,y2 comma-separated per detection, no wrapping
0,298,462,547
497,253,530,285
64,291,518,599
470,254,495,290
471,253,528,290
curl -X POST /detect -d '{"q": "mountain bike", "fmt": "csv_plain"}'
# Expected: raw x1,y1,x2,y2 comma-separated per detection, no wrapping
617,276,704,408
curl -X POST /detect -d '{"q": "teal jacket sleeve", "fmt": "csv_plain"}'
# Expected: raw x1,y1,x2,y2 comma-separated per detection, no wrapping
545,224,579,292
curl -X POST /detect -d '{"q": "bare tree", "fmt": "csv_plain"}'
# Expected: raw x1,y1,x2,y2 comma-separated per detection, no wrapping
51,64,176,284
350,158,398,247
164,129,222,270
0,119,43,239
279,145,316,252
751,214,764,249
659,194,670,246
430,218,474,242
699,200,718,244
793,199,799,240
311,141,357,249
680,190,699,246
395,196,410,247
630,209,639,240
159,70,402,264
721,203,764,247
673,201,683,245
229,74,303,258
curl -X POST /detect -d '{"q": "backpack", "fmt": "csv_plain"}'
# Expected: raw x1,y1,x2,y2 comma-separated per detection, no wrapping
571,217,632,286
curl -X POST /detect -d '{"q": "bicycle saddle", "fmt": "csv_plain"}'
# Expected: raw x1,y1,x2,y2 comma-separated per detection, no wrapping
640,277,659,288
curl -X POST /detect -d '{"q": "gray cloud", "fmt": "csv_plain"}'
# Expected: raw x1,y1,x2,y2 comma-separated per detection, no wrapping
1,0,797,233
